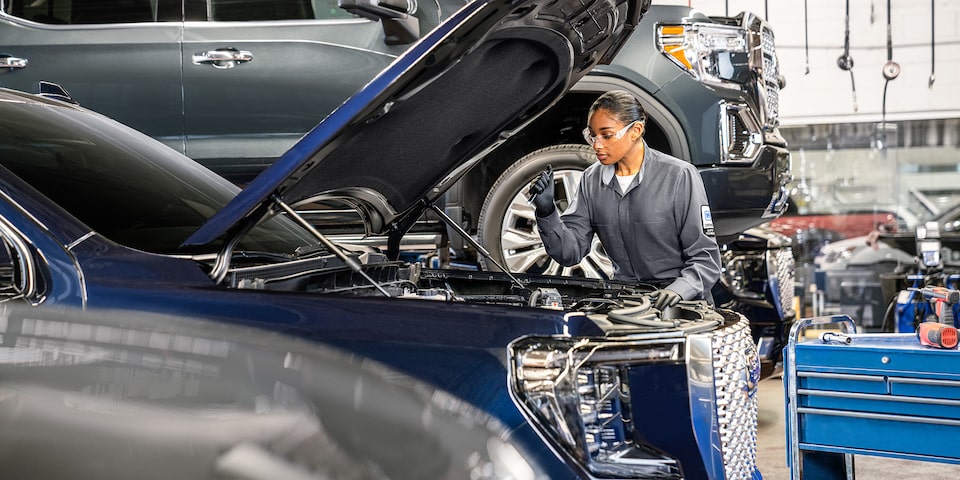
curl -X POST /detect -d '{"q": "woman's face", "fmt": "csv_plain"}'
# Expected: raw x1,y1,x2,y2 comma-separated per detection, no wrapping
585,108,642,165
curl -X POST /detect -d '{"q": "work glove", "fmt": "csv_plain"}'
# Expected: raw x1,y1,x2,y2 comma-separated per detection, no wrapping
527,165,555,217
651,288,682,310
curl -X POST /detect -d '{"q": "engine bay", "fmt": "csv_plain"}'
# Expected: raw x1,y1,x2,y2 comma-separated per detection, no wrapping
224,249,730,335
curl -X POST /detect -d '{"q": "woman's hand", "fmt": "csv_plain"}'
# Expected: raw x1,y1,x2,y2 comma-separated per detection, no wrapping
651,289,681,310
527,166,555,217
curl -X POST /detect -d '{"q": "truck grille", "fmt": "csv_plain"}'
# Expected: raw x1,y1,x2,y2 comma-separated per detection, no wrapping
760,25,780,127
709,316,760,479
772,246,795,317
513,304,766,479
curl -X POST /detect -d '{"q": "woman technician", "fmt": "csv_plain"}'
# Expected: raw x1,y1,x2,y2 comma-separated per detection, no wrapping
529,90,722,309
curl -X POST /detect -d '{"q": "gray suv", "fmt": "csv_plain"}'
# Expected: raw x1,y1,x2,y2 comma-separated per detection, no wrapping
0,0,432,181
0,0,794,373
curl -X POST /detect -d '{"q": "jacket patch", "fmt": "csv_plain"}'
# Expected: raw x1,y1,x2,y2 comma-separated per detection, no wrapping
701,205,715,236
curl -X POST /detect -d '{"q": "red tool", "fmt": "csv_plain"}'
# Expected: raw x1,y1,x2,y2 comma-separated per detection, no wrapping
917,321,959,349
914,286,960,324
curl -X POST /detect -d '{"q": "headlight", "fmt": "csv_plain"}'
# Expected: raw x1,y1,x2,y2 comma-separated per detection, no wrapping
510,312,761,479
657,23,748,90
511,338,684,478
657,13,781,129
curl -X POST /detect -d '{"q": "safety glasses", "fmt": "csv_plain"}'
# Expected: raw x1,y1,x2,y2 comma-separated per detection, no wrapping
582,121,638,145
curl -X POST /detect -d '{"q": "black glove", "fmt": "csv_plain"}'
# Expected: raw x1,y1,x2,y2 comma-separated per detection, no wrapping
651,289,682,310
528,165,555,217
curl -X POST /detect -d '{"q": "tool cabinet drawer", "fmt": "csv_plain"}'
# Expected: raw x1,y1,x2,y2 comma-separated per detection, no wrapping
794,336,960,379
891,376,960,400
786,316,960,478
798,410,960,459
797,371,886,395
795,335,960,418
798,371,960,418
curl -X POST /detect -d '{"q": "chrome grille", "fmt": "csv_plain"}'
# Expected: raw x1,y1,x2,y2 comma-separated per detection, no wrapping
771,246,795,318
711,316,759,479
760,25,780,127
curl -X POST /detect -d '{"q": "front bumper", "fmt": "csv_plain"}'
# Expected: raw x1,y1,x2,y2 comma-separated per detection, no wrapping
700,143,791,241
510,310,761,479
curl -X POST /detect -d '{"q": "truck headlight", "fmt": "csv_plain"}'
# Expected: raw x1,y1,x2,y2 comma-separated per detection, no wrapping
510,312,761,479
657,13,781,129
510,338,684,478
657,23,748,90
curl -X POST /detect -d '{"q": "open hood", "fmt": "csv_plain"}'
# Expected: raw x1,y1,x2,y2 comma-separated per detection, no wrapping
183,0,649,248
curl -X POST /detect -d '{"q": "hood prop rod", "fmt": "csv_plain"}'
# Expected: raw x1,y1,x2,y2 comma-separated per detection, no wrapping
427,203,530,292
274,196,392,297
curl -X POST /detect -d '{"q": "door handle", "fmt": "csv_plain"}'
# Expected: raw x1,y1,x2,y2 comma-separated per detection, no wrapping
0,55,28,71
191,48,253,69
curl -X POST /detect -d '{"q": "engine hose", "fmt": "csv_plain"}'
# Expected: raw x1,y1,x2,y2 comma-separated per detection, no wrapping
570,297,622,314
607,297,680,327
617,295,651,312
676,319,723,334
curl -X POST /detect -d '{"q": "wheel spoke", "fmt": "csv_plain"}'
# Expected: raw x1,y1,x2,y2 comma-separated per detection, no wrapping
504,245,551,272
484,148,615,279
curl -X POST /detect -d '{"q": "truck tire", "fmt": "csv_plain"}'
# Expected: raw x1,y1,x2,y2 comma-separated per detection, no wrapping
477,144,613,278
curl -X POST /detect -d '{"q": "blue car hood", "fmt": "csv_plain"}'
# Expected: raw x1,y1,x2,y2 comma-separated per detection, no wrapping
184,0,648,248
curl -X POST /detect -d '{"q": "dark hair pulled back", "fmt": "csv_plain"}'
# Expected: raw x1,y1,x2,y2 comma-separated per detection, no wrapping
588,90,647,126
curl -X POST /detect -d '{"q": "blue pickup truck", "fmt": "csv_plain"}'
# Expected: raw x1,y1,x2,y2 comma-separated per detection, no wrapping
1,0,795,382
0,0,767,478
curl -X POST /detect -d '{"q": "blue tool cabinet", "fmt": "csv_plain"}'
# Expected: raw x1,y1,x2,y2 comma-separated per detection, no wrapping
784,315,960,479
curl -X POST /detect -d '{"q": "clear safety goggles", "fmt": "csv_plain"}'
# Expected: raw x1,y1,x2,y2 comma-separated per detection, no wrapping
582,121,639,145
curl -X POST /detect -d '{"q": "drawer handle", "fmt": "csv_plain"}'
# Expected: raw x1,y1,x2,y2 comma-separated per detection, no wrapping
798,406,960,426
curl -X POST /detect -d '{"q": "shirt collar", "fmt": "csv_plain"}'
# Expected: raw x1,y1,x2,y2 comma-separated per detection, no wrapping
600,140,649,186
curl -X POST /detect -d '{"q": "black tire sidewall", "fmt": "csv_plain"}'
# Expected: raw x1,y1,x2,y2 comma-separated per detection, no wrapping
478,144,596,270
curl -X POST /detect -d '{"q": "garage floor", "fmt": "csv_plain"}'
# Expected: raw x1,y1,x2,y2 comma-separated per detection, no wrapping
756,375,960,479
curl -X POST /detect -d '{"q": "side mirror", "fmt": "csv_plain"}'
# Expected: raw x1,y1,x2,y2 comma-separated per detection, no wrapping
37,81,78,105
338,0,420,45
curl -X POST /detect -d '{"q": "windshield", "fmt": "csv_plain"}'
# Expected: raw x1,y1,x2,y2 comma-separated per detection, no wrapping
0,97,315,254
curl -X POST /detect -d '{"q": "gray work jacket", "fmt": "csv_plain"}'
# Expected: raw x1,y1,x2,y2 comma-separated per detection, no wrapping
536,145,721,301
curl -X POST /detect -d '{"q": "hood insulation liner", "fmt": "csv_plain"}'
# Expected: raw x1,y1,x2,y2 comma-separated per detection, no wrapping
281,28,571,224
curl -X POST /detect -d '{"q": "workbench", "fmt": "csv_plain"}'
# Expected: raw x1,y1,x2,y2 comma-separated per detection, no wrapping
784,315,960,479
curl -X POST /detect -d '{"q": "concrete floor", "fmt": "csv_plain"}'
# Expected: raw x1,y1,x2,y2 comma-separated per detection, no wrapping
755,375,960,479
